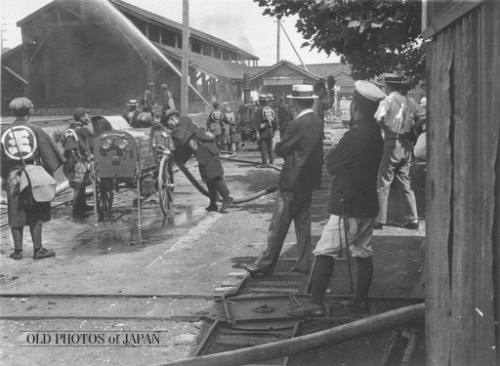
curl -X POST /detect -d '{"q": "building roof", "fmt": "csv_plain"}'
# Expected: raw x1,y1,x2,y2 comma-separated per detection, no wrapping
249,60,323,81
110,0,259,60
1,44,23,62
155,43,255,80
17,0,258,61
306,63,352,78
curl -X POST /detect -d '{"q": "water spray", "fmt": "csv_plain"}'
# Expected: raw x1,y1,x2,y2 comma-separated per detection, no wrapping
81,0,210,107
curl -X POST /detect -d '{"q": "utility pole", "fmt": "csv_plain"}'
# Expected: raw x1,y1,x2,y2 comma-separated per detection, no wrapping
276,18,280,63
1,18,7,53
181,0,189,115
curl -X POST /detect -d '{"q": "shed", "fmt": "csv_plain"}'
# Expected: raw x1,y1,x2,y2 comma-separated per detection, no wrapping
423,1,500,365
7,0,258,113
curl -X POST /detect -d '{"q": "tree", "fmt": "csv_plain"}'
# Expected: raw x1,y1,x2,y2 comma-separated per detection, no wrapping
254,0,425,85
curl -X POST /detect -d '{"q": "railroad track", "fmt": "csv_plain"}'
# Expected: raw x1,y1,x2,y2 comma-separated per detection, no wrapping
0,117,71,128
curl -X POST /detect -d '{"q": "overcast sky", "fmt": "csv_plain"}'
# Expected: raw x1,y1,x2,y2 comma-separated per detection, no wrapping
0,0,341,66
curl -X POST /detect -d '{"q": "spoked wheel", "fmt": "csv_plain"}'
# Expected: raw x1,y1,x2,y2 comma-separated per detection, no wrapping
158,155,174,216
96,178,114,219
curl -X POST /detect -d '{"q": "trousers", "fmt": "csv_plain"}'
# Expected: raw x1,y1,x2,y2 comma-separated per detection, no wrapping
313,215,374,259
376,138,418,224
206,177,230,205
258,136,273,165
255,190,313,273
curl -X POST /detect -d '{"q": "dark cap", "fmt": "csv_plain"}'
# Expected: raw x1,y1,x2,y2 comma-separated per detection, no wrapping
383,72,410,85
9,97,34,111
73,107,88,121
164,109,180,121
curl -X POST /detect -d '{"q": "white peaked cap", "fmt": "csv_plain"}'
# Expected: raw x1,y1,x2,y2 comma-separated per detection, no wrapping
354,80,386,102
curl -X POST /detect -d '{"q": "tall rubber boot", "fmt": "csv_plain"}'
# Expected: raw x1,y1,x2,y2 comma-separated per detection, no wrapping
288,255,334,317
341,256,373,313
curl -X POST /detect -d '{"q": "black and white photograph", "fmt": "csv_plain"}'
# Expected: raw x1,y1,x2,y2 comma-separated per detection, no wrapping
0,0,498,365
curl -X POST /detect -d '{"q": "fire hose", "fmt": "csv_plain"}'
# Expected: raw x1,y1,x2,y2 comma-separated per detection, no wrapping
153,303,425,366
174,157,278,204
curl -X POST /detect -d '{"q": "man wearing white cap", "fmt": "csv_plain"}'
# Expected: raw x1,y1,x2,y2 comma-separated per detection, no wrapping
289,80,386,317
123,99,140,126
242,84,323,276
1,97,65,260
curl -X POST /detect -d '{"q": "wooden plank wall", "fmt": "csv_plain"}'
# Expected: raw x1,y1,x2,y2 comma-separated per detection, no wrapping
426,2,500,365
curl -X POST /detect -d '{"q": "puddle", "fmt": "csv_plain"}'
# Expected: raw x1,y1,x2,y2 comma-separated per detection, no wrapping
65,204,206,256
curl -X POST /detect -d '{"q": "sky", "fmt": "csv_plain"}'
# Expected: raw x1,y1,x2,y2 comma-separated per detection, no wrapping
0,0,341,66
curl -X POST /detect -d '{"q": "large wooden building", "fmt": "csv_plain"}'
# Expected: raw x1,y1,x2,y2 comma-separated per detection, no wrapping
1,0,259,113
423,1,499,365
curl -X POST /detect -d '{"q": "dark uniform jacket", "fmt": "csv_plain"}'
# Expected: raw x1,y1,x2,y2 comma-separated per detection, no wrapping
1,119,65,226
206,109,228,136
123,110,140,126
62,122,94,189
275,111,323,198
170,116,224,182
326,118,383,218
252,106,277,139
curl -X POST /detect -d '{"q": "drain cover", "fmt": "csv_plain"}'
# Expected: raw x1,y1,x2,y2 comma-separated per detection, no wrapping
252,304,276,313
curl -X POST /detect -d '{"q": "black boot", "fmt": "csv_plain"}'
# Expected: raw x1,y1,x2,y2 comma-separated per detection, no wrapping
205,203,218,212
341,256,373,313
289,256,334,317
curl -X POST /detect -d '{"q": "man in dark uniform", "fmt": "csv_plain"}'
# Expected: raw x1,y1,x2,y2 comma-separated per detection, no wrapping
160,83,176,121
313,77,335,122
252,94,277,167
163,110,233,213
242,85,323,276
140,81,156,118
1,97,65,260
123,99,140,126
289,81,386,317
61,107,94,219
206,102,229,150
276,97,292,138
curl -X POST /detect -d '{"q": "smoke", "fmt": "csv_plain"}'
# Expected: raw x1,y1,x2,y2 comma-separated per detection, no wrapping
197,17,256,54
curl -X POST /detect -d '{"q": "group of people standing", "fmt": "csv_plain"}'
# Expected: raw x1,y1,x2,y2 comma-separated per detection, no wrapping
1,72,422,320
123,82,176,128
242,73,422,318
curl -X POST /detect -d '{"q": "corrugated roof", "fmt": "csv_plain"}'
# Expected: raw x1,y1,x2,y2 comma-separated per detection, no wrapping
17,0,259,61
155,43,255,80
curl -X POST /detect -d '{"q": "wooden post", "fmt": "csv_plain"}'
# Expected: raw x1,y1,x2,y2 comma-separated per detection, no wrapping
180,0,189,115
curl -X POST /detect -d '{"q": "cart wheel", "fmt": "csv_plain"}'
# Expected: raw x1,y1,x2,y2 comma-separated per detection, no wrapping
158,155,174,216
96,178,114,218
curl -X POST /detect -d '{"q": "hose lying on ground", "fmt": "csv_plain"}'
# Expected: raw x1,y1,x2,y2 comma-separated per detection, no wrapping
154,303,425,366
219,153,281,172
175,161,278,204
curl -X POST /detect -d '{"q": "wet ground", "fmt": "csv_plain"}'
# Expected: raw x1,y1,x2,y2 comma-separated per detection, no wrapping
0,123,427,365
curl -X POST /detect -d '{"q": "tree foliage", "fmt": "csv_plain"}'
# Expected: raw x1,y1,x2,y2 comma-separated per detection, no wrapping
254,0,425,84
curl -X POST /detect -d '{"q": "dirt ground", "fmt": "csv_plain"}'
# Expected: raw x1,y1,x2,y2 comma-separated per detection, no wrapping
0,124,426,365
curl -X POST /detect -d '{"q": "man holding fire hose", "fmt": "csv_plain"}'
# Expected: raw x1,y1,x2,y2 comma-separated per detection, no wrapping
161,110,233,213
